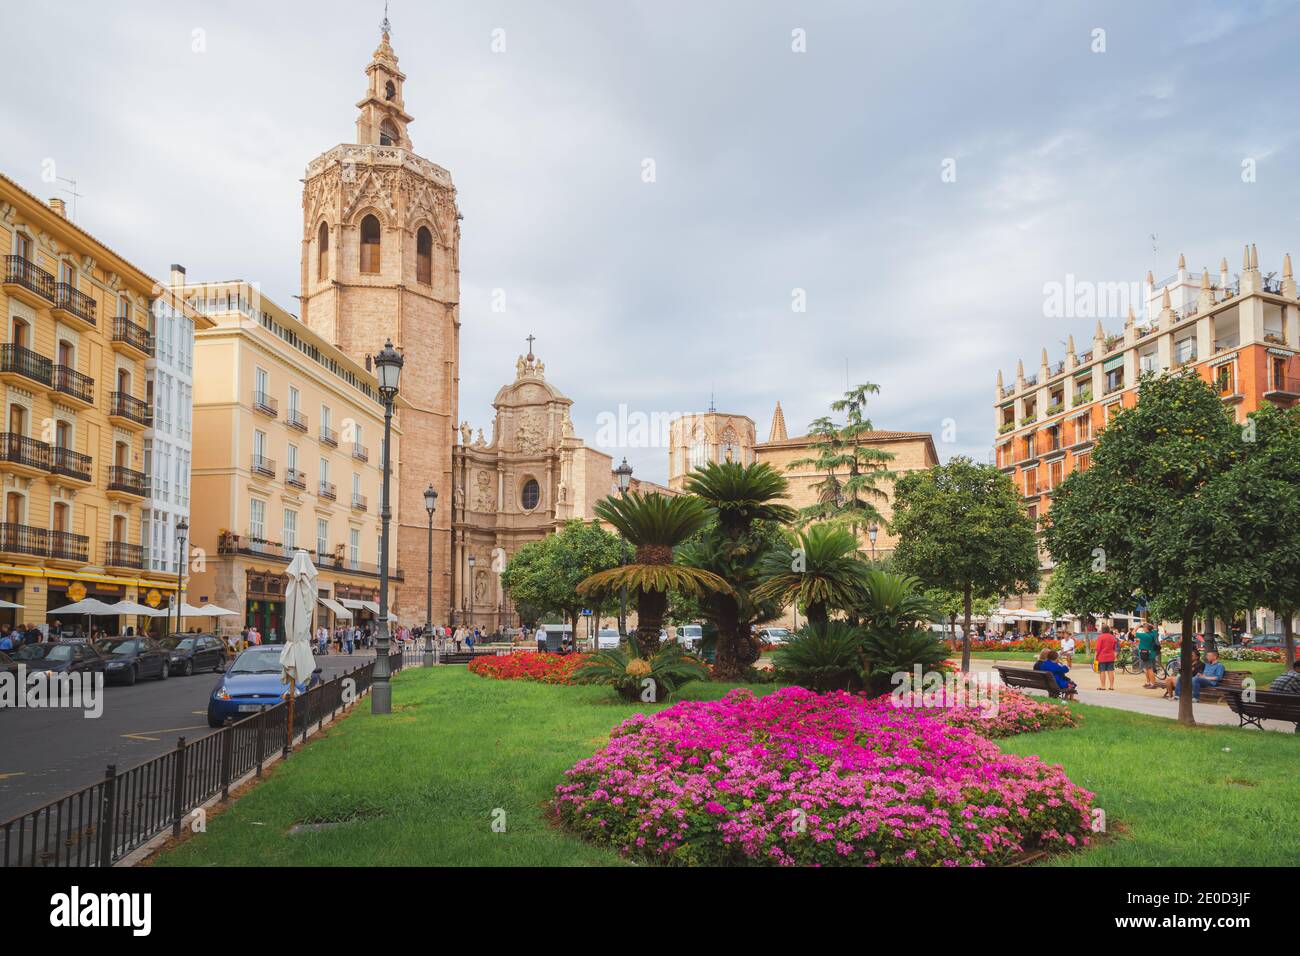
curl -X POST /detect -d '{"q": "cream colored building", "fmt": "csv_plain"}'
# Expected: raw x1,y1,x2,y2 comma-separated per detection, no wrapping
185,280,401,637
0,171,208,628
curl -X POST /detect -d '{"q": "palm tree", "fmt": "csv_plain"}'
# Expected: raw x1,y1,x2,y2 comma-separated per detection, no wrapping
753,523,866,626
679,461,796,679
577,492,732,654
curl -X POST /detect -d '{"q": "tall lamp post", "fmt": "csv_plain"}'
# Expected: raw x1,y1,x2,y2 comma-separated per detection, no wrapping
423,484,437,667
868,523,878,562
371,339,402,715
614,457,633,636
173,517,189,637
467,554,476,631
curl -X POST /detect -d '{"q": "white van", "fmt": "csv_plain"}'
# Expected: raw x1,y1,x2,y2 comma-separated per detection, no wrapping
596,628,622,650
676,624,704,649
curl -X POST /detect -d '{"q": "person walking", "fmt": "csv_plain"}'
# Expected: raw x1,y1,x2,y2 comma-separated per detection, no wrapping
1094,626,1118,690
535,622,547,654
1136,622,1162,688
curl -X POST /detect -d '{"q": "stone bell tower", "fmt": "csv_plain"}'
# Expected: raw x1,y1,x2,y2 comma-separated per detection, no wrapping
299,14,461,624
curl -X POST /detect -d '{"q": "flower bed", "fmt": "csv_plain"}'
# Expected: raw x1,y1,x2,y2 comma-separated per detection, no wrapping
554,687,1093,866
885,685,1080,739
467,652,588,685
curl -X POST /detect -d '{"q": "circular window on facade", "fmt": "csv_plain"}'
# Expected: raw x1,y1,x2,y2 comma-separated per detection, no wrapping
521,478,540,510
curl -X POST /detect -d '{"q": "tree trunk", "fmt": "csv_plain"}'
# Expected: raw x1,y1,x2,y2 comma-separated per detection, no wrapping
635,589,667,656
961,582,973,673
1204,609,1217,654
713,604,744,681
1178,605,1197,726
1284,612,1295,669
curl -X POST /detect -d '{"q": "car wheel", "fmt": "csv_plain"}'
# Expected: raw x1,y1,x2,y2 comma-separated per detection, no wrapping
214,657,225,673
207,714,222,728
158,661,169,680
125,666,137,686
183,660,194,677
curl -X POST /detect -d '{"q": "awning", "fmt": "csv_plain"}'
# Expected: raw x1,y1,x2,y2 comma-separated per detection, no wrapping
338,599,367,610
318,597,352,620
1102,355,1124,372
360,601,382,615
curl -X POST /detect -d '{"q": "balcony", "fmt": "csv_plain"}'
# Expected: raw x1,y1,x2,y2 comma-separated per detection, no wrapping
52,282,97,330
0,433,51,476
1264,375,1300,403
106,465,147,498
109,391,152,428
48,445,93,483
111,316,154,357
48,530,89,566
253,390,278,417
350,442,369,463
286,407,308,432
0,344,53,388
218,531,289,562
104,540,145,570
319,425,338,447
1213,335,1241,354
251,454,276,479
0,523,48,559
2,256,56,307
318,480,337,501
1072,390,1093,406
51,365,95,407
313,548,403,581
286,466,307,490
351,492,368,512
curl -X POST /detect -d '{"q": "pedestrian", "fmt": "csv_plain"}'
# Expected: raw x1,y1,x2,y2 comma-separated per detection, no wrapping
535,622,547,654
1136,621,1161,688
1094,625,1118,690
1059,632,1076,664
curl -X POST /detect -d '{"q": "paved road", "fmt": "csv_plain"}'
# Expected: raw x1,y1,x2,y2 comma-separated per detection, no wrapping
0,651,378,821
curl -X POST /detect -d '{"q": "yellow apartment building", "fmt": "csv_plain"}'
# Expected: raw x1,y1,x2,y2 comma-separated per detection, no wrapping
184,280,403,638
0,171,208,630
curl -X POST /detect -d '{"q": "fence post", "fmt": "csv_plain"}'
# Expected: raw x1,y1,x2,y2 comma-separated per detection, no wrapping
219,726,234,802
97,764,117,867
255,706,266,778
171,736,188,839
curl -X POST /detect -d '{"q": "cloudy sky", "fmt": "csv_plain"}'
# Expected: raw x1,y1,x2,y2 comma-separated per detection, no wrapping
4,0,1299,483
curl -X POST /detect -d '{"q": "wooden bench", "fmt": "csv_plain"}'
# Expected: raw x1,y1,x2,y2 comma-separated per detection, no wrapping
1189,669,1250,704
995,665,1071,699
1219,687,1300,732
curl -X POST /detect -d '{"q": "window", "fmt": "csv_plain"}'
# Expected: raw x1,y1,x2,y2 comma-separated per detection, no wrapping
283,509,297,551
352,473,360,497
1076,453,1091,473
317,222,329,281
250,498,265,540
384,79,396,100
1104,367,1124,394
1072,413,1092,444
349,528,360,569
289,385,300,416
379,120,398,146
1215,363,1236,395
253,430,266,461
319,458,329,483
316,518,329,557
360,215,381,274
255,367,269,402
416,227,432,284
1174,336,1196,365
521,478,540,510
287,443,298,473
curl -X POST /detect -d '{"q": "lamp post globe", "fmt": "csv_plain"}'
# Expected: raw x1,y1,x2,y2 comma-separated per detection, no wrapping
371,340,401,715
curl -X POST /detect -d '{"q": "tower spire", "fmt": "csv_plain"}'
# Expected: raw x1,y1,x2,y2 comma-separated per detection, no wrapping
768,402,788,442
356,11,413,148
381,0,391,36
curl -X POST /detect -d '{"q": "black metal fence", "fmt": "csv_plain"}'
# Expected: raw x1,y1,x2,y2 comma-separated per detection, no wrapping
0,650,407,867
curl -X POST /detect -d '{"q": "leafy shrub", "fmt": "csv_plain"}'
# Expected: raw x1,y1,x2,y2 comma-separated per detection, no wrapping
860,626,951,695
574,640,709,702
771,622,863,691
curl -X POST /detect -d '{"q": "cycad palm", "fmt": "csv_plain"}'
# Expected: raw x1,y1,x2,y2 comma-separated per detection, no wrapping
577,492,732,653
753,523,866,626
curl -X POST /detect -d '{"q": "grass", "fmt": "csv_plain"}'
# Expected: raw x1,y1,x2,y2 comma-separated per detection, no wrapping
154,667,1300,868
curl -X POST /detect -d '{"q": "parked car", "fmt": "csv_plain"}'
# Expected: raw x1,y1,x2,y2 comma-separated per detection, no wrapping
161,635,227,676
12,640,107,678
676,624,704,649
94,637,170,685
0,648,20,678
596,628,622,650
207,645,322,727
757,627,792,645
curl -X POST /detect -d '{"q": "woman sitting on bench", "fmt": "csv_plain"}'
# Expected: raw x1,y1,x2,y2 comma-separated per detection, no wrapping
1033,649,1078,700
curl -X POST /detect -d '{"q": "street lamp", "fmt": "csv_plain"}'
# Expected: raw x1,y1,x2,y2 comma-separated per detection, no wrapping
423,484,437,667
173,517,189,638
614,457,633,637
467,554,477,630
868,523,878,562
371,339,402,715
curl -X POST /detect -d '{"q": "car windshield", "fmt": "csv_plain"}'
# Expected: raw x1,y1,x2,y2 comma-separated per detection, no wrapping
160,638,196,650
96,640,138,656
768,629,790,638
16,644,74,662
230,648,283,674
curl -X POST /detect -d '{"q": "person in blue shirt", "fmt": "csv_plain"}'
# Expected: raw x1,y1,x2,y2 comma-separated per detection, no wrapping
1033,649,1078,699
1175,649,1226,701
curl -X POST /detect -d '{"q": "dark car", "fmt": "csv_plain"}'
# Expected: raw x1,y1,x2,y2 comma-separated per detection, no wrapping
207,645,321,727
12,641,107,678
0,649,18,678
94,637,170,685
161,635,227,676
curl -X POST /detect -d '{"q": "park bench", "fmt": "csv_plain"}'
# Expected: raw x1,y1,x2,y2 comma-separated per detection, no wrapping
1219,687,1300,732
1192,669,1250,704
994,665,1070,699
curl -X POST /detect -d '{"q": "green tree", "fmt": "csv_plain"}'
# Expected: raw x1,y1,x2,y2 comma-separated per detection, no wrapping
1037,563,1122,651
890,457,1040,672
577,492,732,654
679,461,796,679
788,383,895,534
500,520,623,636
1042,371,1245,724
753,523,866,626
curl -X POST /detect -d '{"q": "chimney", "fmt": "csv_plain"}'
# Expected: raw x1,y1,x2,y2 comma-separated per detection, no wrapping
48,197,66,217
169,263,186,288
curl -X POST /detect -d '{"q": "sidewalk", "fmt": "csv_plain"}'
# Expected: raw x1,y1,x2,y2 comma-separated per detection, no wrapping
968,658,1297,732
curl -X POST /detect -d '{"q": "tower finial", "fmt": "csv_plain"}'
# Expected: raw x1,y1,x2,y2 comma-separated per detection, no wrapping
381,0,391,36
525,333,536,362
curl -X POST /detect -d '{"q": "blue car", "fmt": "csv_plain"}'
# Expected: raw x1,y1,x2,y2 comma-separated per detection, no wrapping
207,645,321,727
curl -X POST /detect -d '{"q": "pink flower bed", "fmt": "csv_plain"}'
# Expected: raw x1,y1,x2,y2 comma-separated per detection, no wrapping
554,687,1093,866
887,684,1080,739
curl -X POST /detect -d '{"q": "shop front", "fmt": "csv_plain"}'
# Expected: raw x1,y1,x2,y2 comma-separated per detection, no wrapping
0,573,22,630
47,577,129,637
245,570,288,643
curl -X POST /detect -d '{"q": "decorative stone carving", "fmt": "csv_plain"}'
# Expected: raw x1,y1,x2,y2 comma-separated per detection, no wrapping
516,411,545,455
472,471,495,513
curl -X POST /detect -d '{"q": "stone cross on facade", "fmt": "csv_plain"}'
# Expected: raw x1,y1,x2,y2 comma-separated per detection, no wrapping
526,334,536,359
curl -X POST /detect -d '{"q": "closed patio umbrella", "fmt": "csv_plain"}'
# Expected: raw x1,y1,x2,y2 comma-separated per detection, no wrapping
280,549,318,753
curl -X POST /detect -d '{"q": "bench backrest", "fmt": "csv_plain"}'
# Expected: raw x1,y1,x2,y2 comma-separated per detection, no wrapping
995,665,1057,690
1221,687,1300,719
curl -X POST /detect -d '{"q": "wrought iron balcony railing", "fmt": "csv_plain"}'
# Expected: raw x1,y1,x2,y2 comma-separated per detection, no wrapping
107,465,147,496
110,391,152,426
3,255,55,301
49,445,92,482
54,282,97,325
0,344,53,387
0,432,50,470
112,316,154,354
53,365,95,404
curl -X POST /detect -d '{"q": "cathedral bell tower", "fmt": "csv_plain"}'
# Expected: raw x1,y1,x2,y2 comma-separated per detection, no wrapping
299,16,461,624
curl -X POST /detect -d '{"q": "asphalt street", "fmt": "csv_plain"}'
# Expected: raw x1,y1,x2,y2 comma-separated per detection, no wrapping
0,650,377,821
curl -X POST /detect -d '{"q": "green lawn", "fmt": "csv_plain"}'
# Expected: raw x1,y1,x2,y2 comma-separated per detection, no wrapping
154,667,1300,868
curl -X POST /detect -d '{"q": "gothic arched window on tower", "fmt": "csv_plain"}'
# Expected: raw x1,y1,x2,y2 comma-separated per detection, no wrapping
416,227,432,285
360,215,381,274
317,222,329,281
379,119,398,146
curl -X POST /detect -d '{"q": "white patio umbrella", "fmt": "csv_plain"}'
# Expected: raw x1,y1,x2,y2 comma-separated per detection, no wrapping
105,600,166,616
280,550,318,752
47,598,116,615
194,603,239,617
0,599,23,610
